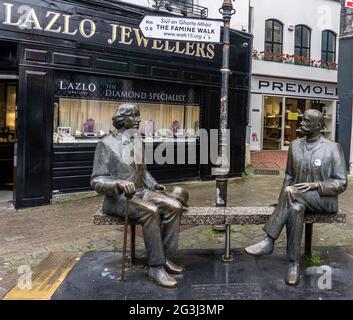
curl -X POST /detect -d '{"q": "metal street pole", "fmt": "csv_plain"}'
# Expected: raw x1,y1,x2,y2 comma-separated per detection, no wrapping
215,0,235,262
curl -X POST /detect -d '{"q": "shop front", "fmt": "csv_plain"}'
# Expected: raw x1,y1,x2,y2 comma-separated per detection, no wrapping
0,0,251,208
249,76,338,151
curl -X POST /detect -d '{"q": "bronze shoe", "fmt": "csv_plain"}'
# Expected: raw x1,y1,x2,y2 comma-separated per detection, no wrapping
165,259,184,274
148,266,177,288
244,236,274,257
285,262,300,286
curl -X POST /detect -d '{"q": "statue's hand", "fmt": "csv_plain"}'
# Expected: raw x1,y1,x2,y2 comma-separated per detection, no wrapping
154,184,166,191
116,180,136,199
294,182,319,193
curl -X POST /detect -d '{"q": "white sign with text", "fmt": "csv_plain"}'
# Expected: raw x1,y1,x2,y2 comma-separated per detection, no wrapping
251,76,338,100
139,15,222,43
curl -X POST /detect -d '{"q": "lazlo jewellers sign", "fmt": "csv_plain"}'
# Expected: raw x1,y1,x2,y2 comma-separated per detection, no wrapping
0,0,216,60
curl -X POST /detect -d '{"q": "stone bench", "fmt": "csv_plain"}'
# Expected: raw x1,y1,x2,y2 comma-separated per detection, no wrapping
93,207,346,261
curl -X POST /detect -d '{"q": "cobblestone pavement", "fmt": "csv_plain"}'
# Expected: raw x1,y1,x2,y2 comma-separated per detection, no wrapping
251,151,288,169
1,169,352,298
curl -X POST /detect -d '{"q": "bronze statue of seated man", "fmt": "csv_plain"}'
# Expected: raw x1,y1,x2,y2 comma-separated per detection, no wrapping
91,103,189,288
245,109,347,286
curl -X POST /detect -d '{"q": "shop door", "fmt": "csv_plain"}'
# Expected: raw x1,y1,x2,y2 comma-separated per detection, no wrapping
0,82,16,203
263,96,283,150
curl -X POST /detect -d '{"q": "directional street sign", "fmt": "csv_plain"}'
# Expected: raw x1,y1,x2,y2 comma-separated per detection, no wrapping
139,15,222,43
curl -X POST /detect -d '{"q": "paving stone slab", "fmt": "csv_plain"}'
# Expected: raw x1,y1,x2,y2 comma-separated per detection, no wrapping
52,247,353,300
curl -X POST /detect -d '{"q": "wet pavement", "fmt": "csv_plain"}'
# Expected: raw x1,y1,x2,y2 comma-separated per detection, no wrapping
52,248,353,300
1,169,353,299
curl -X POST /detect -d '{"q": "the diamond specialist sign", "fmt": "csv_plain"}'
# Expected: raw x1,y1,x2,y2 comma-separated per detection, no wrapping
139,15,222,43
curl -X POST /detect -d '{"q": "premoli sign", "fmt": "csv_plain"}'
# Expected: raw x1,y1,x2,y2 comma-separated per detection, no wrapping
0,0,216,60
252,76,338,99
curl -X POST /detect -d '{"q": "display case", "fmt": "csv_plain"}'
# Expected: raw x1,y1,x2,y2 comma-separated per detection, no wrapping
53,98,201,144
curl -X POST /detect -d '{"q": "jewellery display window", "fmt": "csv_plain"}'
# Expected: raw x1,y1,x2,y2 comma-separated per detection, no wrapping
53,98,200,143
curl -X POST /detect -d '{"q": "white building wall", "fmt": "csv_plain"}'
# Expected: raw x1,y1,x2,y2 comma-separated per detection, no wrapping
118,0,341,153
118,0,340,82
250,0,340,61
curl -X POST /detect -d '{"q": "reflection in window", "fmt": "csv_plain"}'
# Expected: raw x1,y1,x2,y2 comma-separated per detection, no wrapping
0,84,16,142
295,25,311,59
53,99,200,143
265,19,283,62
321,30,336,65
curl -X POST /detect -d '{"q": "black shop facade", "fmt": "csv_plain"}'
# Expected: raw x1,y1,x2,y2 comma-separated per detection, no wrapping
0,0,251,209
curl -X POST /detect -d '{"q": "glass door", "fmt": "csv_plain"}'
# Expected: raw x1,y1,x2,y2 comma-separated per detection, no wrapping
263,96,283,150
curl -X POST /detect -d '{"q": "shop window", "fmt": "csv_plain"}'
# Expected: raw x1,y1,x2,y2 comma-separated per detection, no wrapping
264,19,283,62
262,97,336,151
295,25,311,60
0,83,16,190
0,83,16,142
321,30,336,66
53,99,200,143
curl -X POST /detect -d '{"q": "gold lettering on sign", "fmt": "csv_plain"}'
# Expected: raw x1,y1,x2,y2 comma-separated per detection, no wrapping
3,2,21,26
45,11,62,33
164,41,176,53
62,14,77,35
79,19,96,38
0,2,217,61
133,28,149,47
119,26,133,45
175,42,186,54
185,42,195,56
195,43,206,58
19,8,43,30
206,44,215,59
108,24,119,44
152,40,164,50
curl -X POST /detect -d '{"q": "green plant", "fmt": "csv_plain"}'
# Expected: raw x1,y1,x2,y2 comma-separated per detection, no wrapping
241,171,249,177
208,227,225,237
306,253,322,266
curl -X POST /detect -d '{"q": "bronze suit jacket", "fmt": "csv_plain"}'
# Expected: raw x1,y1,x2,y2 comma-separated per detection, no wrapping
91,132,157,215
282,136,348,212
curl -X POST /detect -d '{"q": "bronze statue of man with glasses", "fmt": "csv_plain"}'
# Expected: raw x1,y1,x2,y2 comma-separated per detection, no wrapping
245,109,347,286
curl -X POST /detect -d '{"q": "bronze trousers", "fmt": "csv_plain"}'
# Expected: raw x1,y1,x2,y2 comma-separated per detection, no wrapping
117,189,183,266
264,186,333,262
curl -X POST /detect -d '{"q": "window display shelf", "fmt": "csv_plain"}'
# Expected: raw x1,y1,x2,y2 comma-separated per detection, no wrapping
265,115,282,118
55,137,200,144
